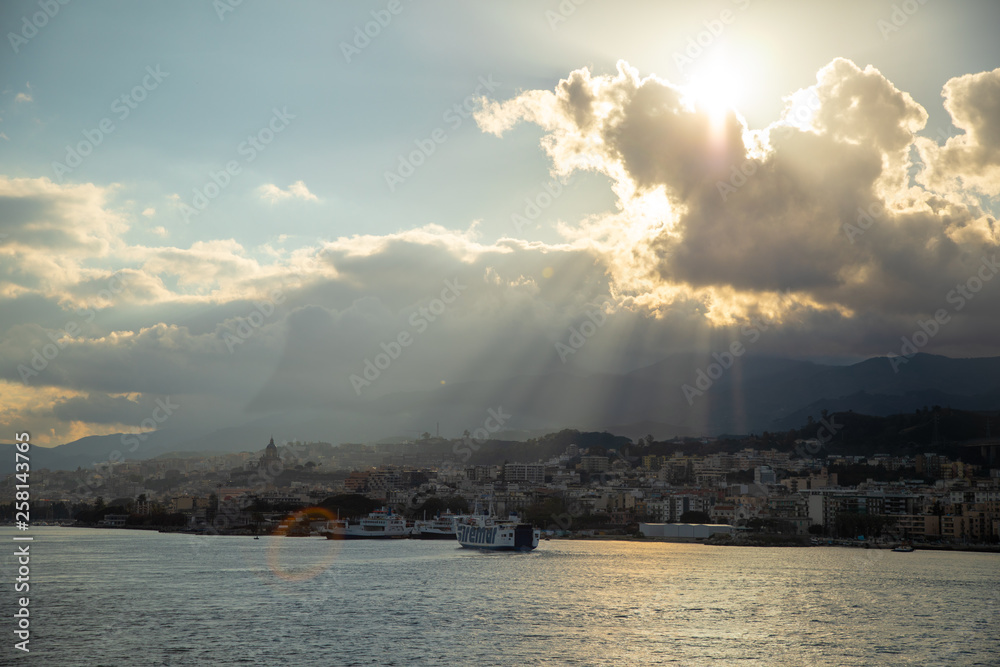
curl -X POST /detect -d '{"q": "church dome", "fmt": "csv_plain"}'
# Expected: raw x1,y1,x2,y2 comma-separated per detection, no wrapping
261,436,279,462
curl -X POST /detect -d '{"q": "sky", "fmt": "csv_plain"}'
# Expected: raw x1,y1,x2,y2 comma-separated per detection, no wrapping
1,0,999,446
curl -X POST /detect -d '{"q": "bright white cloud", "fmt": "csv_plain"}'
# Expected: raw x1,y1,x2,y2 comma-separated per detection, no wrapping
917,67,1000,196
257,180,318,204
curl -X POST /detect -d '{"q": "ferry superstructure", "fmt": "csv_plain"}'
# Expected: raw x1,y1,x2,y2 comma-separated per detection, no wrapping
454,503,539,551
322,507,411,539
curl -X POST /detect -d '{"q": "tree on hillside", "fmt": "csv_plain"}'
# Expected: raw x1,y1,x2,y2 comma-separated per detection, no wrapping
319,494,380,519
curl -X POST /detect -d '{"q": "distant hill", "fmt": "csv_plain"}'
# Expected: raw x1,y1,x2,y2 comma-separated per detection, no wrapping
5,353,999,471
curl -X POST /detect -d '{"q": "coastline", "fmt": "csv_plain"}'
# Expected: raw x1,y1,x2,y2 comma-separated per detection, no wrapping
31,525,1000,553
549,534,1000,552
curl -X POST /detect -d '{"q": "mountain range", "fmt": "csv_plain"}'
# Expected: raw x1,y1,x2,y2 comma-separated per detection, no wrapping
7,353,999,472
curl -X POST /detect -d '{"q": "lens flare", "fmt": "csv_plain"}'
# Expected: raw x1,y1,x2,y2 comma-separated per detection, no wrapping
265,506,341,582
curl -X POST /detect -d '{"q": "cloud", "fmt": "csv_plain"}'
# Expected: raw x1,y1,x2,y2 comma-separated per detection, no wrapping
142,207,155,217
477,58,999,327
0,176,128,299
14,93,32,104
1,59,1000,446
257,180,318,203
917,67,1000,196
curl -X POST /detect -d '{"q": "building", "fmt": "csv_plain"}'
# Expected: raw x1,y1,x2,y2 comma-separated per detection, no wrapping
503,463,545,485
580,456,609,473
895,514,941,539
465,466,495,482
754,465,776,485
252,436,282,471
171,496,197,512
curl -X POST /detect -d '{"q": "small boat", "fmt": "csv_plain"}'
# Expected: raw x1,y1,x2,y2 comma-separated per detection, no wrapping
892,544,914,552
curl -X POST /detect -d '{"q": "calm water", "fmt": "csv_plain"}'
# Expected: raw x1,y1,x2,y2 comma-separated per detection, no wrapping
1,527,997,666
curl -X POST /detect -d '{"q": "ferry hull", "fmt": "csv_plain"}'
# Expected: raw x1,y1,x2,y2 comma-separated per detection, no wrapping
415,531,456,540
455,523,540,551
324,531,408,540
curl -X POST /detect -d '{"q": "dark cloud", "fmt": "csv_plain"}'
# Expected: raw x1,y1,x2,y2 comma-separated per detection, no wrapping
478,57,1000,341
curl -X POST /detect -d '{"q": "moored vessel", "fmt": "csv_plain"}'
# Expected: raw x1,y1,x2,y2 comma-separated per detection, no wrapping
413,510,459,540
322,507,412,539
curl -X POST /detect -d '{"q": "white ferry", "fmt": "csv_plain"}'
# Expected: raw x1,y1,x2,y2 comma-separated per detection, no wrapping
322,507,412,540
454,503,540,551
413,511,459,540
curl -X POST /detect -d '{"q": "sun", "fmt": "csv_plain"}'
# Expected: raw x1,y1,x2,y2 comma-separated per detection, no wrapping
685,56,746,130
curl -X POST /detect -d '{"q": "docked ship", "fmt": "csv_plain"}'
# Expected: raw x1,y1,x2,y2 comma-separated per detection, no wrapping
454,503,540,551
412,511,459,540
322,507,412,539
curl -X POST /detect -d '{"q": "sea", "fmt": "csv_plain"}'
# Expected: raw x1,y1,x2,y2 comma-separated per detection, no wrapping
1,527,997,666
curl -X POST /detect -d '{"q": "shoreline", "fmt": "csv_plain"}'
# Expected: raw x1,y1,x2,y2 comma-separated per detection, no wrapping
550,534,1000,552
20,525,1000,553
